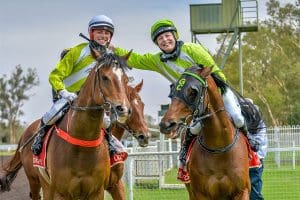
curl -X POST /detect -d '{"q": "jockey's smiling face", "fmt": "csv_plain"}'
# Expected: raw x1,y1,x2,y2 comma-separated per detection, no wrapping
92,29,112,46
156,31,176,53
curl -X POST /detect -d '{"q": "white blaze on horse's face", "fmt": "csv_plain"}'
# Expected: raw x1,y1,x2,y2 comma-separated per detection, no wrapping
112,66,123,83
133,99,139,106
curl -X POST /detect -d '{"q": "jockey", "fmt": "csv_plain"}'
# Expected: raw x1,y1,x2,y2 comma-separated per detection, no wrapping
113,19,248,182
31,15,127,166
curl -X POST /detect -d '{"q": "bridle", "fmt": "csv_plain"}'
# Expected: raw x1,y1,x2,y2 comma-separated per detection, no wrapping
171,67,239,154
170,68,223,128
70,54,127,121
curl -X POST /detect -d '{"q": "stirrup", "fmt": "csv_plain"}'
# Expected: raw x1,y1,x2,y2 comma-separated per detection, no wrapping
177,167,190,183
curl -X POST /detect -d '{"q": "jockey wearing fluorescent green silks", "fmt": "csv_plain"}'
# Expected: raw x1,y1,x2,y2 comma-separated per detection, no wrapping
113,19,248,183
31,15,127,166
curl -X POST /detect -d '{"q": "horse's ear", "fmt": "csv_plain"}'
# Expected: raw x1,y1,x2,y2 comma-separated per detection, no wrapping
122,49,133,61
198,66,212,78
135,79,144,93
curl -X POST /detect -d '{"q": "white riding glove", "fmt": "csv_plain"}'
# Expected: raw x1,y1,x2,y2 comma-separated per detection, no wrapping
103,112,111,129
59,89,77,101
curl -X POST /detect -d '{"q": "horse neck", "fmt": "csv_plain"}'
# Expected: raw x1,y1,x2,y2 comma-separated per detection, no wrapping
67,69,104,140
111,125,125,141
202,77,235,145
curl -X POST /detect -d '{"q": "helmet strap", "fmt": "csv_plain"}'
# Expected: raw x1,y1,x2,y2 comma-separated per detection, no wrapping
160,41,183,62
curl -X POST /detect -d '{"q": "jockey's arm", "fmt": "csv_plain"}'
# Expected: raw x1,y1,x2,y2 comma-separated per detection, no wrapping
186,42,227,82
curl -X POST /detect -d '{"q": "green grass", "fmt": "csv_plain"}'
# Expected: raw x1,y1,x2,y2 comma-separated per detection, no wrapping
123,165,300,200
263,169,300,199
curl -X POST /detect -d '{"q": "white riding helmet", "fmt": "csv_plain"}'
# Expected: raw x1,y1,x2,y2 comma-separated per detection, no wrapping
88,15,114,35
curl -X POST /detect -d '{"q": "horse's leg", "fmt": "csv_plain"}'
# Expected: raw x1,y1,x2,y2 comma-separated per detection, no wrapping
107,180,126,200
38,179,50,200
185,183,210,200
106,163,125,199
233,189,250,200
26,176,41,200
95,187,105,200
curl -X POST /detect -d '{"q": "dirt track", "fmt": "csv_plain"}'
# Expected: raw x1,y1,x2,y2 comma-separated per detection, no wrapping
0,156,31,200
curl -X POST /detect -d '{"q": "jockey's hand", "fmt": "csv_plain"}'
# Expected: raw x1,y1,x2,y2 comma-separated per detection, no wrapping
103,112,111,129
59,89,77,102
89,40,107,54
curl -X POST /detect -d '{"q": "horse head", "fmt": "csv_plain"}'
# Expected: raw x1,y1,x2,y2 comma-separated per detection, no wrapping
125,80,150,147
159,65,213,139
75,52,132,125
111,80,150,147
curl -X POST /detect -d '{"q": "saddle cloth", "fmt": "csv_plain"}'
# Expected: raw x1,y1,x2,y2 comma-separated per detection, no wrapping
33,127,53,168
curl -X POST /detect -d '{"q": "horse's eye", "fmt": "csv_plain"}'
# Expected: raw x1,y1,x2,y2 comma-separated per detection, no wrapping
187,87,198,101
101,75,109,82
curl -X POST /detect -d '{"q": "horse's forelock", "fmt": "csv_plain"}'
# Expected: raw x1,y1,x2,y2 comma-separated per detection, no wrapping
96,53,130,73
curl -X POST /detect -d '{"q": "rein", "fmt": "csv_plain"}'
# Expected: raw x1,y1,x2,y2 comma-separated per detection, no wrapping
70,102,111,111
198,129,240,154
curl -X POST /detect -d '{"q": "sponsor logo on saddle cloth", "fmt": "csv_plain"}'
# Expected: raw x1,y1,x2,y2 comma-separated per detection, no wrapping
110,135,128,167
185,134,261,168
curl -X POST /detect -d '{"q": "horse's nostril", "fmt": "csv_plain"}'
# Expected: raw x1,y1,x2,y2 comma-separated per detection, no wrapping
159,121,177,133
116,105,124,112
138,135,145,140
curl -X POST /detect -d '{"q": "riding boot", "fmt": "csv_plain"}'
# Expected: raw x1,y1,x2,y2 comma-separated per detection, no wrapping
31,120,51,156
105,132,128,167
177,129,196,183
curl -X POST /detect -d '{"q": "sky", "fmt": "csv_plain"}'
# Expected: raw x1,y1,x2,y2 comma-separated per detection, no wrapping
0,0,291,124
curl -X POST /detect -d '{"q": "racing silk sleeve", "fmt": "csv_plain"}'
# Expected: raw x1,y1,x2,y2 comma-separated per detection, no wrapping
115,47,180,82
49,43,97,93
184,42,226,81
114,42,226,82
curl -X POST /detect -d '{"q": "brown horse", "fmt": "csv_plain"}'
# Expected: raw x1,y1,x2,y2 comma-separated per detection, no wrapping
0,79,149,200
1,53,132,200
106,80,150,200
159,66,250,200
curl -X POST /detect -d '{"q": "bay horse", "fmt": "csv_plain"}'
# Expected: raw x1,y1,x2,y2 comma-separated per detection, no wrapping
159,66,250,200
0,52,132,200
0,80,149,200
106,80,150,200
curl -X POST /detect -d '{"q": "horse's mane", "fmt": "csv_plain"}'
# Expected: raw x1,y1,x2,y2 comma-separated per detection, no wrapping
211,73,228,94
97,52,131,72
211,73,262,134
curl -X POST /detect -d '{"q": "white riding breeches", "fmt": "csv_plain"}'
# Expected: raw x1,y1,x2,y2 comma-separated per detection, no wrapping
42,98,69,125
222,88,245,128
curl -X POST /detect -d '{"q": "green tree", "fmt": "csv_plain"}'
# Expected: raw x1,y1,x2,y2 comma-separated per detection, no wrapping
0,65,39,143
222,0,299,126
